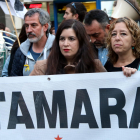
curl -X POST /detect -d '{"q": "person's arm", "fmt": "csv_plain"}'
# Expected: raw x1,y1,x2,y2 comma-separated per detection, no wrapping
2,55,10,77
30,60,47,76
30,62,40,76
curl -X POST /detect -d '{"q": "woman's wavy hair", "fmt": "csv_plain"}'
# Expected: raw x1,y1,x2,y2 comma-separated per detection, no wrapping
46,19,97,75
107,17,140,64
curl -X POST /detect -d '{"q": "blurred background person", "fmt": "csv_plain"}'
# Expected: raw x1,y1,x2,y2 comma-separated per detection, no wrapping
63,2,87,23
5,27,11,37
0,23,14,47
2,24,27,77
50,21,55,35
5,27,16,40
50,27,55,35
105,17,140,72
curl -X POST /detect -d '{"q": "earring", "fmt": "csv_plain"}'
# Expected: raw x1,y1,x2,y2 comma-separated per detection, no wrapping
132,47,134,49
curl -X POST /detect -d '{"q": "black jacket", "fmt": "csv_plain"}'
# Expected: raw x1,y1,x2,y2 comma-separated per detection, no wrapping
10,48,26,76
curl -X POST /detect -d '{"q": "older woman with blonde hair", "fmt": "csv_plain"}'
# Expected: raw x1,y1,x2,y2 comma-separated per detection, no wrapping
105,17,140,72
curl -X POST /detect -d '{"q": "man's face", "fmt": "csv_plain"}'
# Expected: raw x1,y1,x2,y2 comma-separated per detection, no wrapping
5,27,10,37
24,13,45,43
63,7,76,20
85,20,108,48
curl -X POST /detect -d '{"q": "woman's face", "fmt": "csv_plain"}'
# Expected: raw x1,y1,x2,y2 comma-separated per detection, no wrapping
111,22,135,56
59,28,79,63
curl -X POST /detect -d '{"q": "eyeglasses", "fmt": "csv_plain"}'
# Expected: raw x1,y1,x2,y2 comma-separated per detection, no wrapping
72,3,76,9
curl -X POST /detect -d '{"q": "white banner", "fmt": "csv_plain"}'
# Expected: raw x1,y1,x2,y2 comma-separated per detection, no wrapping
0,0,27,19
0,72,140,140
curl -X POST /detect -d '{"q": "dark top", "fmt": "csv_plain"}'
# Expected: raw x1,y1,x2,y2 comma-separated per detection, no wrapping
104,58,140,72
10,48,26,76
8,43,19,76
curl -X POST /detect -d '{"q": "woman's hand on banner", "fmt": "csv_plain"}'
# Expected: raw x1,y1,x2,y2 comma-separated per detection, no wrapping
122,66,137,77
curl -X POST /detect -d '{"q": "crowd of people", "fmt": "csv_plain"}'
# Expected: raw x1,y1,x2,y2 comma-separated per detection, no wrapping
1,2,140,77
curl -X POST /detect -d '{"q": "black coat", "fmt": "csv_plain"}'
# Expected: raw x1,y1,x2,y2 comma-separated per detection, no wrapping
10,48,26,76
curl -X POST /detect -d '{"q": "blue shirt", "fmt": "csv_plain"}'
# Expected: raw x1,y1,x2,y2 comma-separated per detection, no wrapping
29,46,41,61
98,47,108,66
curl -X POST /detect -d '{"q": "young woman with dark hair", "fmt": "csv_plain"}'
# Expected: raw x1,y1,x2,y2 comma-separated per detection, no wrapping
30,19,106,76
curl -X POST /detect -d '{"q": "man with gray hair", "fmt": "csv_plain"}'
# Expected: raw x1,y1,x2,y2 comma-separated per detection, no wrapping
84,9,110,66
10,8,55,76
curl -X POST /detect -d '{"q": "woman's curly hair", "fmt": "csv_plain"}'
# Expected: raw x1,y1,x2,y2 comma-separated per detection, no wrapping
107,17,140,64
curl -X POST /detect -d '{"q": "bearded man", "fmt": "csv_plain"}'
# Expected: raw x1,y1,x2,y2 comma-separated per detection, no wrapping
10,8,55,76
84,9,110,66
